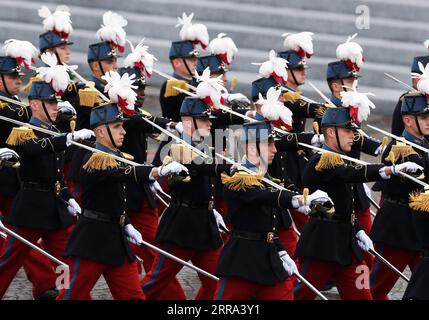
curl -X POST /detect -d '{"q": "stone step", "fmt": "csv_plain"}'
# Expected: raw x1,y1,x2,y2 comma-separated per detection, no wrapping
0,19,412,93
26,0,429,44
2,0,429,53
0,0,425,69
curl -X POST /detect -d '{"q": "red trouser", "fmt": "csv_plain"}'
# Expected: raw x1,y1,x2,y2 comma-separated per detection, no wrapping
0,224,72,298
356,207,374,270
289,209,309,232
57,256,145,300
214,276,294,300
278,224,299,293
141,243,221,300
370,243,420,300
0,195,57,297
294,256,372,300
128,201,186,300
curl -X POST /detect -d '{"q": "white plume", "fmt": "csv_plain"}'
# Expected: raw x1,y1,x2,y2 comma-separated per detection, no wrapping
281,31,314,58
340,80,375,123
96,11,128,52
336,33,364,70
124,39,158,77
257,87,292,126
209,33,238,65
195,67,227,109
253,50,288,84
3,39,38,69
176,12,209,49
37,52,76,95
38,5,73,38
411,61,429,96
102,71,137,115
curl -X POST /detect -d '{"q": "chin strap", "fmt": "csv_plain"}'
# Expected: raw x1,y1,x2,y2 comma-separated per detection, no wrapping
334,127,344,153
1,74,12,96
41,101,54,124
182,58,194,79
105,123,118,149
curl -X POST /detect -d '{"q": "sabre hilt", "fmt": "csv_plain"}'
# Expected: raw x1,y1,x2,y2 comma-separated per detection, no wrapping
230,76,238,93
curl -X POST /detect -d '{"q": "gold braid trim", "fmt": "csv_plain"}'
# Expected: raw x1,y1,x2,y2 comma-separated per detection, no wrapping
164,80,188,98
0,100,9,109
282,91,301,103
6,126,36,145
83,152,119,171
409,190,429,213
78,86,103,107
221,170,265,191
315,152,344,171
385,142,418,164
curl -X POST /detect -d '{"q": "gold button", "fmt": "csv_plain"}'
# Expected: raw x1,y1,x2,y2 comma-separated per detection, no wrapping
273,227,276,231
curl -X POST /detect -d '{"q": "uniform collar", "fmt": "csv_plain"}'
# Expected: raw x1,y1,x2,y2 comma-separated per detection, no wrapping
173,72,190,81
91,75,105,92
322,143,342,154
96,142,122,157
254,111,266,121
402,129,428,146
29,116,54,130
330,94,342,108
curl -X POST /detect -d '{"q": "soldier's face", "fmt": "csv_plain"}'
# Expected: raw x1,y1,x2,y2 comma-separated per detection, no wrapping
195,117,212,137
172,57,198,77
288,68,306,86
101,57,118,73
417,114,429,135
337,127,355,152
97,121,126,148
261,141,277,165
30,100,59,122
48,44,71,64
405,114,429,136
135,85,146,106
0,73,22,95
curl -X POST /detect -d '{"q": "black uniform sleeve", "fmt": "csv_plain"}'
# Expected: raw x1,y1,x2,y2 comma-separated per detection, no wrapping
227,185,296,209
85,164,154,185
185,162,232,177
126,114,172,134
9,134,68,157
211,108,248,126
352,132,382,156
274,132,314,151
391,94,406,136
159,82,186,122
319,162,385,184
284,100,324,119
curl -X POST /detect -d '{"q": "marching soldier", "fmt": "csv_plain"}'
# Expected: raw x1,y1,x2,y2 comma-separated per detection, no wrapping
370,92,429,299
214,120,329,300
117,48,187,299
391,42,429,136
403,187,429,300
325,37,384,267
0,44,62,300
140,97,232,300
0,79,94,298
69,11,125,200
294,107,419,300
57,101,188,300
153,13,208,166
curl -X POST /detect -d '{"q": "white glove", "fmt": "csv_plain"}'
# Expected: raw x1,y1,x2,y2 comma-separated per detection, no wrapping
391,161,423,175
66,129,95,146
305,189,332,206
213,209,229,233
174,122,184,134
374,144,385,156
58,101,77,115
125,224,143,245
149,180,163,194
158,161,189,177
356,230,374,252
67,198,81,217
296,205,311,215
0,148,19,161
223,93,250,104
279,251,298,276
311,134,324,147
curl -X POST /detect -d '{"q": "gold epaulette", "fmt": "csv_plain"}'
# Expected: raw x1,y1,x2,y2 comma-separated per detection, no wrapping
409,189,429,213
83,152,119,171
22,75,41,93
315,152,344,171
79,83,103,107
384,141,418,164
316,103,329,118
282,91,301,103
0,100,8,109
120,152,134,161
138,107,152,118
164,80,189,98
221,169,265,191
6,126,36,145
169,143,199,164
